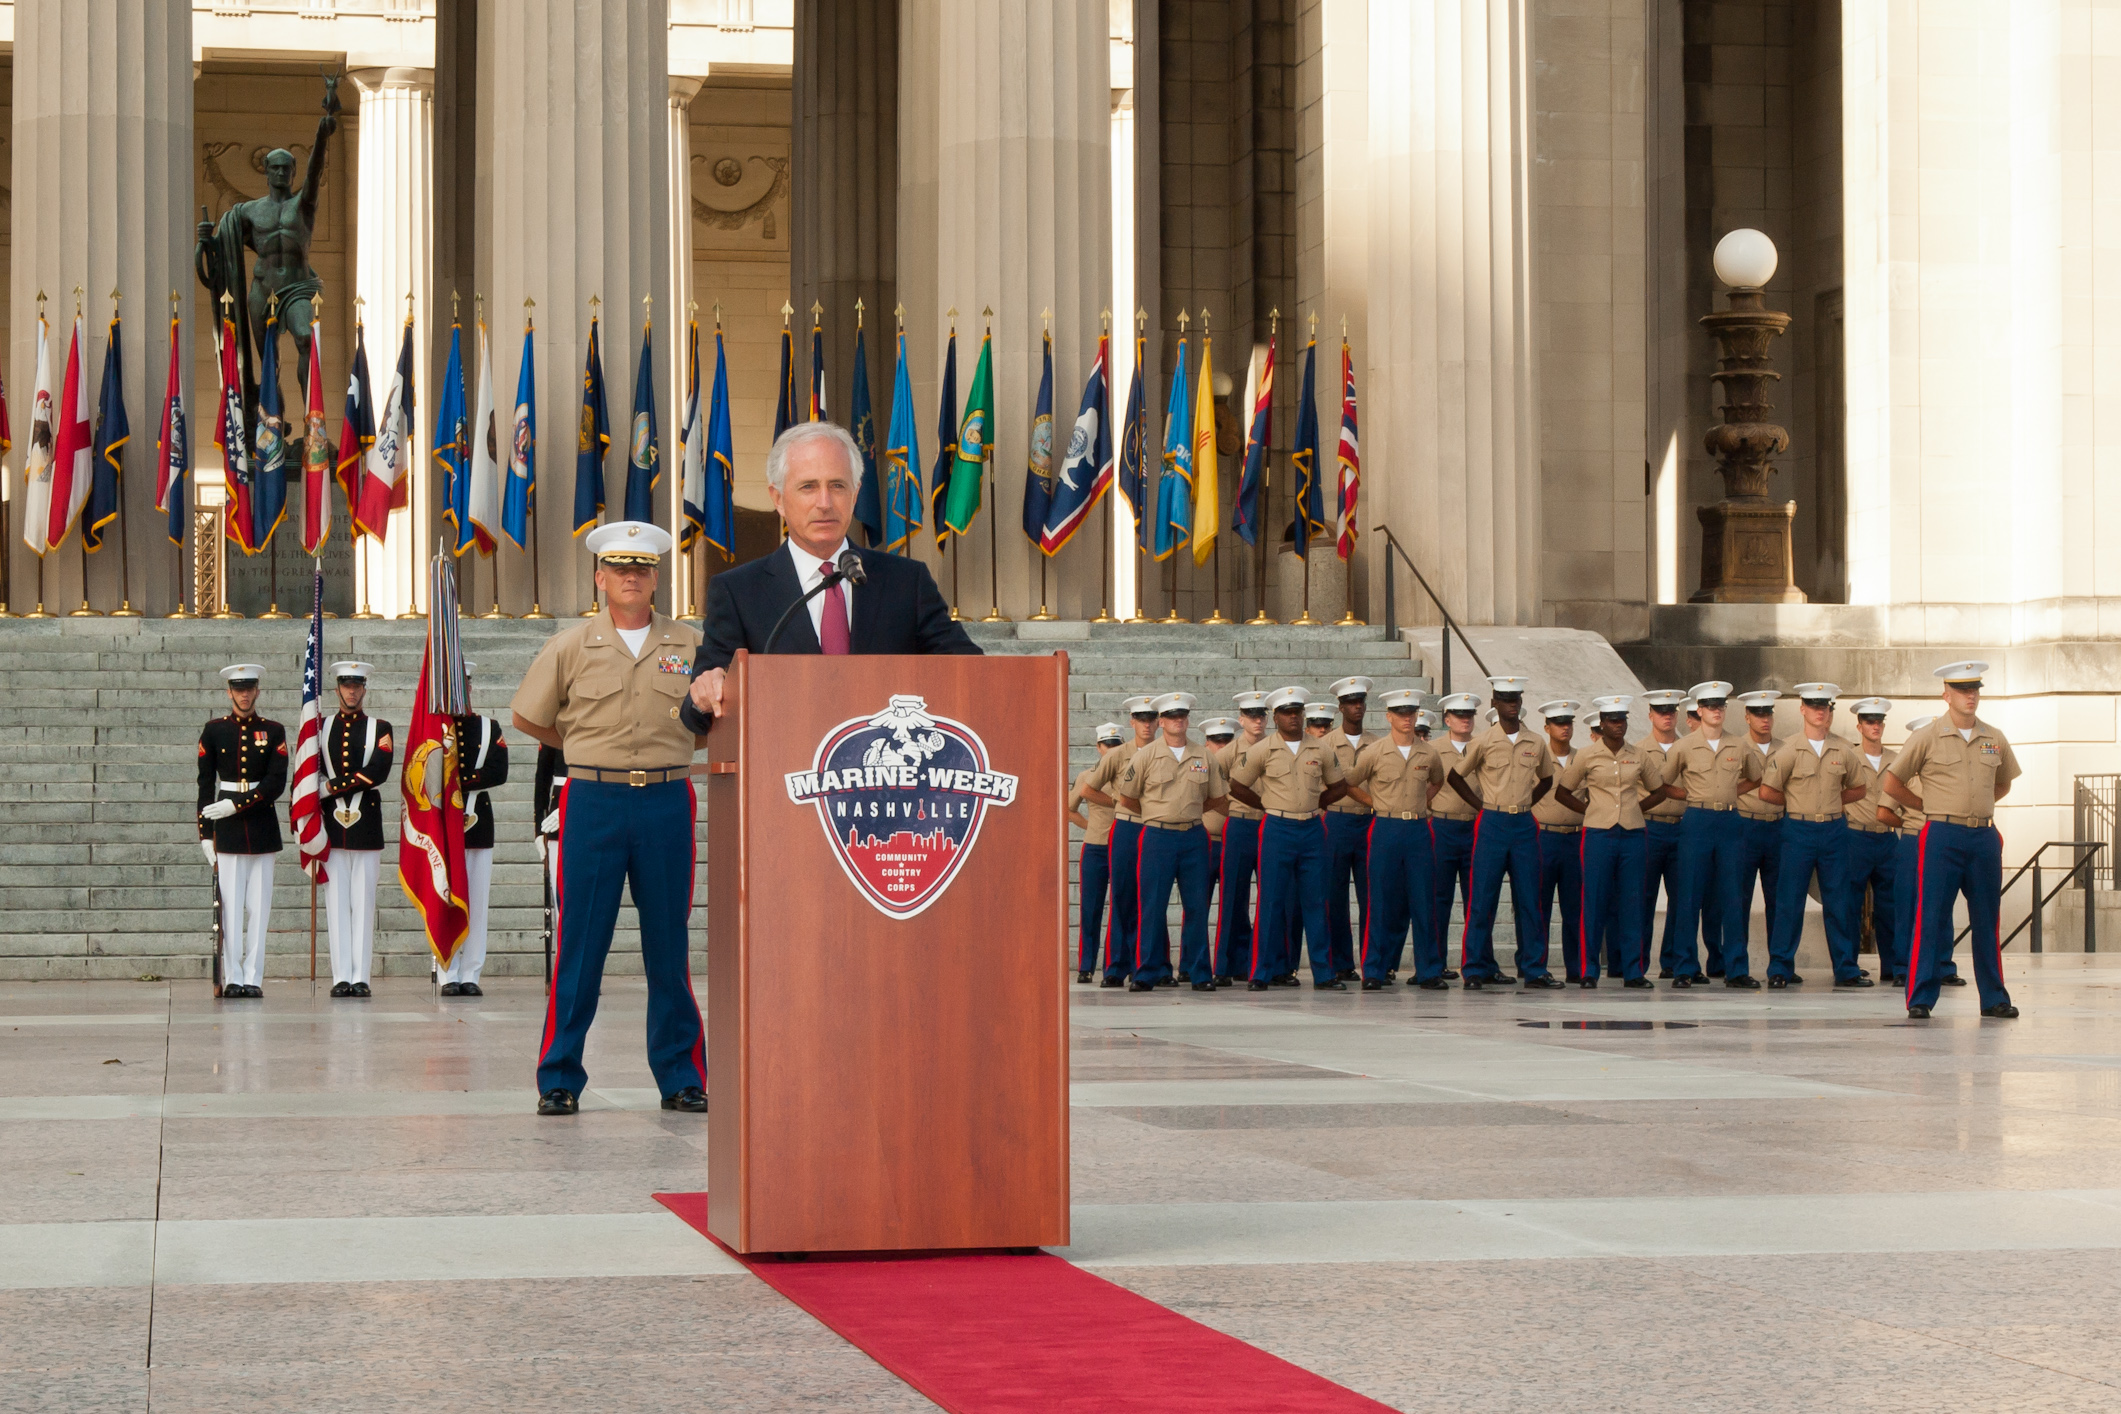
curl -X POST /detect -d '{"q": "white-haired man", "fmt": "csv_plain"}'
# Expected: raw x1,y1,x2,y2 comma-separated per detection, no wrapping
682,421,978,731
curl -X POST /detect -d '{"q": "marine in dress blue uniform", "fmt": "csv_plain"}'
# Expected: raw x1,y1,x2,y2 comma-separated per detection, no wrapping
1658,683,1765,986
1226,687,1350,989
1636,690,1689,978
1556,697,1665,986
317,661,394,999
198,665,287,998
1757,684,1872,988
1429,694,1481,980
510,522,710,1116
1840,698,1900,982
1120,694,1230,990
1069,723,1127,982
1344,690,1446,988
1530,701,1587,980
1321,677,1376,981
1886,663,2022,1019
1082,696,1160,987
1448,677,1562,989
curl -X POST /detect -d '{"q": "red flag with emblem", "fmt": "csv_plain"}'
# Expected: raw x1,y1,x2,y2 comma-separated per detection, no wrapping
397,552,470,965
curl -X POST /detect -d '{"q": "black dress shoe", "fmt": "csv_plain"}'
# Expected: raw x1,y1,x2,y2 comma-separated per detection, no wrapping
1442,969,1461,980
1416,977,1450,990
1726,975,1762,990
1943,975,1968,987
461,982,483,997
1077,970,1093,984
1625,977,1654,989
1787,973,1806,984
439,982,464,997
1671,975,1696,989
1767,976,1788,990
1981,1003,2020,1019
1524,976,1564,990
662,1086,709,1112
1657,968,1674,979
330,981,354,998
537,1089,579,1116
1214,976,1235,987
247,985,265,998
1335,969,1359,982
1191,981,1217,992
1834,976,1876,989
1361,978,1389,991
1100,976,1125,988
1858,967,1872,978
1384,969,1397,980
1907,1005,1932,1019
1155,977,1180,988
1271,974,1302,988
352,982,371,998
1578,978,1598,989
1706,969,1727,979
1128,980,1155,992
1316,980,1348,991
1248,980,1270,991
1491,973,1519,985
1462,977,1488,991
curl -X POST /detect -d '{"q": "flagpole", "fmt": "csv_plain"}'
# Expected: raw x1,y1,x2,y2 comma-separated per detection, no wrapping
1250,308,1279,625
0,462,11,617
106,290,140,617
1334,318,1364,627
979,306,1008,623
518,299,552,620
164,292,196,619
397,293,425,621
1090,306,1117,624
310,876,318,997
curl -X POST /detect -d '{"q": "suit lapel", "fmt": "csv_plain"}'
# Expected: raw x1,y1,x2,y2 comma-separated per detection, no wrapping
767,542,823,654
848,549,884,653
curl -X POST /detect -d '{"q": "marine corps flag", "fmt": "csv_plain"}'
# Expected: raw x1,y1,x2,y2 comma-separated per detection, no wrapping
1020,329,1054,550
942,326,992,536
398,552,470,967
156,310,190,547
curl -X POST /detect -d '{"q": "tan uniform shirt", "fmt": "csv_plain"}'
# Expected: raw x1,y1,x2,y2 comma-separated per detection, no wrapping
1737,737,1785,819
1346,738,1446,818
1216,739,1265,820
1844,749,1893,831
510,609,705,770
1431,738,1479,820
1454,724,1556,813
1086,739,1148,824
1665,732,1763,808
1070,765,1117,843
1887,717,2022,820
1119,740,1226,827
1228,735,1345,815
1559,737,1666,831
1325,729,1373,815
1762,733,1861,819
1642,737,1688,820
1532,749,1581,826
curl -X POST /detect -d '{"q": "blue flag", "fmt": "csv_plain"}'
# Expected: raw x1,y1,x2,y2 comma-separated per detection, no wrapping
624,318,658,525
1288,336,1326,557
1234,336,1275,547
884,329,922,553
1152,338,1192,562
849,325,882,545
502,320,536,549
1022,331,1054,549
572,315,609,537
1044,333,1110,554
253,303,288,551
773,323,796,441
1116,336,1148,551
157,314,188,547
809,316,827,421
85,315,128,552
930,328,958,548
702,328,736,557
436,319,470,553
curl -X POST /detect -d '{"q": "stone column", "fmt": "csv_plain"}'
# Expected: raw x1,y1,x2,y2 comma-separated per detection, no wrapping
668,74,703,612
9,0,194,615
899,0,1112,620
479,0,670,618
349,66,435,618
1361,0,1540,628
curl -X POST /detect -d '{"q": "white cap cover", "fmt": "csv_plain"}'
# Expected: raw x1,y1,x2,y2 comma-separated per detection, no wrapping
1233,690,1269,711
1688,681,1734,703
1266,685,1309,712
1592,695,1633,715
1848,697,1890,717
584,519,672,563
1330,675,1374,700
1378,688,1422,711
1536,699,1582,720
1486,675,1530,694
1153,691,1198,715
221,663,265,683
1439,692,1481,713
1793,681,1839,703
327,660,373,681
1736,689,1782,710
1304,701,1336,721
1933,660,1988,683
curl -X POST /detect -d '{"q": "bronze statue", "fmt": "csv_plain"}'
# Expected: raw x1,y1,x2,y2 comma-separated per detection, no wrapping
196,73,342,414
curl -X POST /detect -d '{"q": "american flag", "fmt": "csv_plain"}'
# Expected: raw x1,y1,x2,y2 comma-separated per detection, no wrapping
288,566,330,883
1335,337,1360,560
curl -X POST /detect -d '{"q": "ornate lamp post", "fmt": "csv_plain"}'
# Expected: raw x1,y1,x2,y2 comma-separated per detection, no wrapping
1693,229,1806,603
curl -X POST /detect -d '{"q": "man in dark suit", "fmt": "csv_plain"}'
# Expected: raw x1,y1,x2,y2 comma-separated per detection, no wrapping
683,421,978,730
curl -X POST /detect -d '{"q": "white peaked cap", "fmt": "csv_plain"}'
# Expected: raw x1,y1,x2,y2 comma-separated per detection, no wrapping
1486,675,1530,694
1266,685,1309,712
1095,722,1126,742
221,664,265,683
1688,681,1734,702
1848,697,1890,717
1642,689,1687,708
327,661,373,681
1153,692,1198,715
1122,695,1158,716
585,519,671,563
1439,692,1481,713
1199,717,1237,737
1330,676,1374,699
1793,681,1839,703
1537,699,1582,720
1379,689,1422,711
1593,695,1633,715
1304,702,1336,721
1933,660,1988,683
1233,690,1270,711
1736,689,1782,709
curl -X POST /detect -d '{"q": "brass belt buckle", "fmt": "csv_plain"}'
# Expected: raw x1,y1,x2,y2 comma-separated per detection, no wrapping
628,769,648,787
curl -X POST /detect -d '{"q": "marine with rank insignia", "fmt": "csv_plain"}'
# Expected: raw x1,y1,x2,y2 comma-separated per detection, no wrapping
198,665,288,998
1555,696,1665,986
1068,722,1126,983
1879,715,1959,992
1530,700,1587,980
1841,698,1900,982
1321,676,1375,983
1198,716,1238,965
1656,682,1765,986
1079,695,1160,987
442,662,508,997
1212,692,1270,984
1429,692,1482,981
1447,676,1562,990
1225,686,1350,990
1342,688,1447,989
1636,689,1690,977
1730,689,1786,980
317,661,393,999
1116,693,1229,990
1757,683,1872,988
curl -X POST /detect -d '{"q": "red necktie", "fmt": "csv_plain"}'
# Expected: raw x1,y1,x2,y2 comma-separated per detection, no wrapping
820,578,850,655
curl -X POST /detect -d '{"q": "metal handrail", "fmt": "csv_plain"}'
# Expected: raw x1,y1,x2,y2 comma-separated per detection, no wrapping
1376,525,1490,696
1950,840,2105,953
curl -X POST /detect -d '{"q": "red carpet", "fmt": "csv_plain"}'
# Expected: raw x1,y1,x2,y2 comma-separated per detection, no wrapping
654,1193,1395,1413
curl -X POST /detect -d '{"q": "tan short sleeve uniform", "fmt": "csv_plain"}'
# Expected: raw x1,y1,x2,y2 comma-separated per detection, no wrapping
1845,750,1894,831
1228,737,1344,816
1559,739,1664,831
1666,733,1762,808
1454,725,1556,812
1071,765,1117,843
1737,738,1785,820
1643,739,1688,821
1326,731,1373,816
509,609,705,771
1887,718,2022,822
1431,739,1479,820
1216,740,1264,822
1762,734,1860,820
1347,738,1446,818
1532,752,1581,827
1087,741,1145,824
1119,741,1227,828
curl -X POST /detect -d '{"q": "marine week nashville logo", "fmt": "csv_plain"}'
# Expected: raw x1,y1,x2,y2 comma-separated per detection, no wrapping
784,695,1019,919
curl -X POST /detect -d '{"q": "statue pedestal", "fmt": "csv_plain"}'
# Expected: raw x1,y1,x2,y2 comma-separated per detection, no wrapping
1691,500,1807,604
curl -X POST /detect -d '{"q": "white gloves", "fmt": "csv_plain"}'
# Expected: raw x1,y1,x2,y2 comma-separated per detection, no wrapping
201,799,238,821
540,810,560,836
200,839,218,866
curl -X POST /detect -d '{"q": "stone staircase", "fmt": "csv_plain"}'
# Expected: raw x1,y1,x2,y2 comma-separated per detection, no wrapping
0,615,1424,981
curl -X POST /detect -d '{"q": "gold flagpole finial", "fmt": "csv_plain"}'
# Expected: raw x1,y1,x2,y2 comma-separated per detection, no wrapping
221,289,234,312
171,289,182,315
1040,306,1051,334
688,297,699,317
712,299,723,330
524,295,535,330
1135,306,1147,335
73,284,84,315
451,289,460,321
267,291,280,316
642,291,653,331
109,288,122,309
1341,313,1349,340
405,290,415,318
475,291,485,323
780,299,793,327
588,293,601,317
946,305,958,330
1176,308,1189,335
36,288,47,311
854,297,865,329
1270,307,1279,336
1101,307,1112,334
810,299,823,326
1308,309,1318,338
355,293,367,314
981,305,993,329
894,302,906,332
1199,307,1210,337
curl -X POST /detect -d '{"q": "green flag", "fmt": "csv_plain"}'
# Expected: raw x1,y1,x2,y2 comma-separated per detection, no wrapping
943,329,993,535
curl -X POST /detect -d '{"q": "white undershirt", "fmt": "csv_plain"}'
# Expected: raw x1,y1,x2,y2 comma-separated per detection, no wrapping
1169,744,1185,761
1866,752,1883,770
1556,753,1570,768
1451,740,1469,754
1960,727,1974,741
1657,740,1675,754
1809,738,1827,756
1703,737,1721,751
1284,739,1301,755
1397,744,1411,760
1505,732,1519,745
785,537,855,644
1344,731,1363,750
616,624,650,658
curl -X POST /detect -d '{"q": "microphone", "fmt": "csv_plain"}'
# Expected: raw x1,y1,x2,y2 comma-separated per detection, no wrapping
837,548,867,587
762,553,860,654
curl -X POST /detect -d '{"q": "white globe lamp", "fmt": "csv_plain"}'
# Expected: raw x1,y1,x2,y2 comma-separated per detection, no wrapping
1712,229,1777,290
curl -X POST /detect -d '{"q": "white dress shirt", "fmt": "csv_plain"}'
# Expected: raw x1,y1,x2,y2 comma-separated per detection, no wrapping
785,537,854,646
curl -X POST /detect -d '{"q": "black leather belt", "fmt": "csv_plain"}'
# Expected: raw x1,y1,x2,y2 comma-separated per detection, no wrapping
568,765,691,786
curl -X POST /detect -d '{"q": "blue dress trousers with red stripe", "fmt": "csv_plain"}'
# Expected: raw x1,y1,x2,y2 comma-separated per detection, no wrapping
1729,813,1781,977
1768,818,1861,982
1430,816,1476,970
1642,816,1684,973
1893,828,1955,984
1673,806,1747,980
537,778,706,1099
1324,811,1370,973
1137,823,1215,985
1907,821,2010,1011
1539,827,1587,979
1104,819,1144,983
1362,816,1438,982
1464,809,1552,980
1215,819,1261,979
1580,824,1648,981
1254,814,1333,983
1841,827,1897,977
1076,840,1110,973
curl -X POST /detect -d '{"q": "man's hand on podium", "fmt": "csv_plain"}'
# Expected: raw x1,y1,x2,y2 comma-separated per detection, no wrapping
688,667,728,720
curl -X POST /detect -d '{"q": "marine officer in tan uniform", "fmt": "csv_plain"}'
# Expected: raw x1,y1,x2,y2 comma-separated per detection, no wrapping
510,521,709,1117
1757,683,1872,989
1654,682,1765,987
1447,677,1561,990
1118,693,1230,991
1225,686,1349,990
1885,662,2022,1019
1322,675,1376,982
1068,722,1126,983
1429,692,1482,980
1555,695,1666,987
1079,695,1161,988
1531,700,1588,979
1839,698,1899,981
1213,692,1271,983
1343,688,1447,989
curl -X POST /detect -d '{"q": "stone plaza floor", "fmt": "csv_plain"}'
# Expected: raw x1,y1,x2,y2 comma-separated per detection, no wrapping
5,958,2121,1412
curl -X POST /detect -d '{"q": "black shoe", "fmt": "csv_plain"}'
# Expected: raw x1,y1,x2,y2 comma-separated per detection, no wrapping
1524,976,1564,990
439,982,464,997
352,982,371,998
662,1086,709,1112
1981,1003,2020,1019
1858,967,1872,978
1879,973,1898,985
1316,980,1348,991
1248,980,1270,992
1077,971,1093,984
1463,977,1488,991
1384,969,1397,980
1416,977,1449,990
1100,976,1125,988
1671,976,1696,989
1191,981,1217,992
537,1089,579,1116
1361,978,1389,991
1943,975,1968,987
1907,1005,1932,1019
1155,977,1180,988
330,981,354,998
461,982,483,997
1706,969,1727,979
1725,975,1762,990
1491,973,1519,986
1214,976,1235,987
1657,967,1674,979
1442,969,1461,980
1787,973,1806,985
1335,969,1359,982
246,985,264,998
1271,974,1302,988
1767,976,1788,990
1578,978,1598,989
1835,976,1876,989
1128,980,1155,992
1625,978,1654,989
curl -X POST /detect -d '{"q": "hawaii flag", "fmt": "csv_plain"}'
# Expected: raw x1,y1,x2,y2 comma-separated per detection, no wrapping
156,313,188,546
45,312,94,551
301,316,333,554
20,316,54,554
356,317,417,542
399,553,470,967
288,566,330,883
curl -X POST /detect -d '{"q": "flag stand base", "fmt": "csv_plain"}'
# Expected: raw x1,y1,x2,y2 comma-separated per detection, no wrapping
68,601,102,617
1246,609,1278,625
981,609,1011,623
1289,610,1322,626
520,604,553,620
111,600,142,618
1028,607,1057,622
394,611,423,620
259,605,293,621
1159,608,1186,624
949,607,966,621
167,602,196,619
481,608,513,620
1334,610,1364,626
1200,608,1233,625
213,608,244,620
1090,609,1117,624
350,611,383,620
23,605,54,619
579,597,599,619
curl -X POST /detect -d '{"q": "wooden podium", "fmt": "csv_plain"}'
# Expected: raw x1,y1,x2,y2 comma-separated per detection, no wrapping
703,649,1070,1254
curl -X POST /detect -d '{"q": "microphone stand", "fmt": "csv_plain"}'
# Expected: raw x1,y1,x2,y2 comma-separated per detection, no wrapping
760,550,869,654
